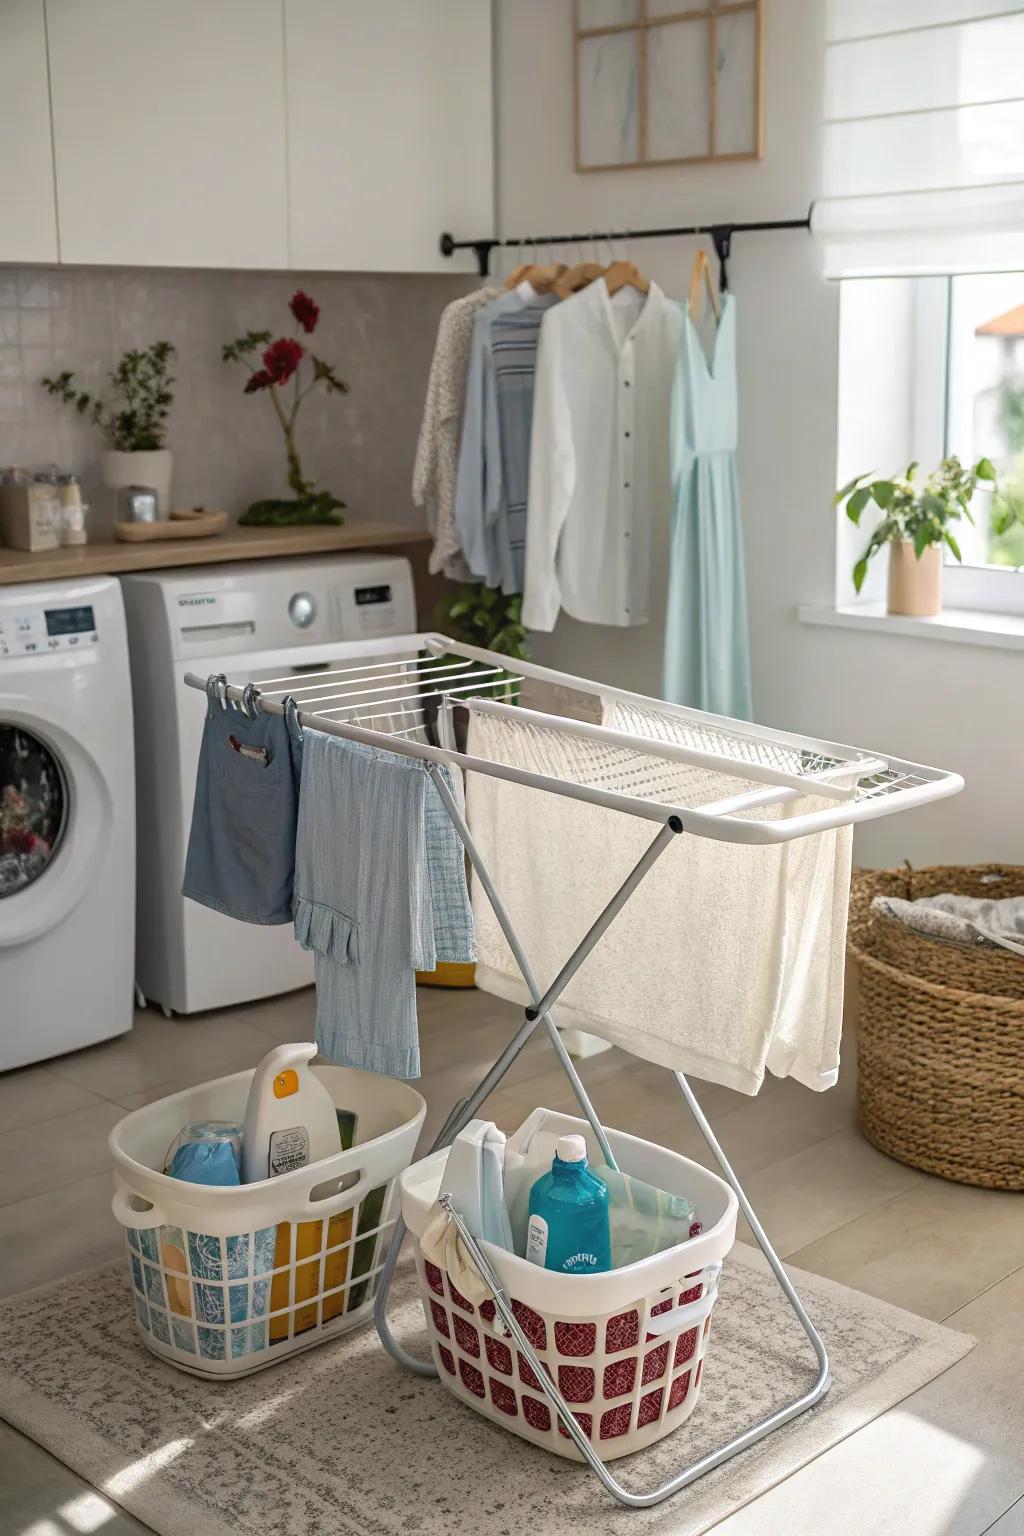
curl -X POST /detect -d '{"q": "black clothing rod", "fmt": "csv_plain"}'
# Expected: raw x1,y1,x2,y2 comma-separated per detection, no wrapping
439,207,813,290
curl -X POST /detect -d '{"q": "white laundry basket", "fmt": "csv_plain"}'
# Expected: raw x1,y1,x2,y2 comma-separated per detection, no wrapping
111,1063,425,1379
401,1108,739,1462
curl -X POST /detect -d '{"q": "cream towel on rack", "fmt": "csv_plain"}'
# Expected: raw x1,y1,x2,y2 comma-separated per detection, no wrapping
465,705,853,1096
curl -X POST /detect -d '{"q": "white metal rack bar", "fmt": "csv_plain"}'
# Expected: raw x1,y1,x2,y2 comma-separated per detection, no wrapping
183,633,962,1511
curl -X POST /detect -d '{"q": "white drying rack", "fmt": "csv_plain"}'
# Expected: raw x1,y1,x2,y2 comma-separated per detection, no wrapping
184,632,963,1511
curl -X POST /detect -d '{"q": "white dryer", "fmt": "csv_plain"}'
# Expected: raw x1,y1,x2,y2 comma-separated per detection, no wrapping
0,576,135,1069
121,554,417,1015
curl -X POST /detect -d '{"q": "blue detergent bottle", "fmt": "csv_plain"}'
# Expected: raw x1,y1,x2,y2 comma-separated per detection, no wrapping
526,1135,612,1274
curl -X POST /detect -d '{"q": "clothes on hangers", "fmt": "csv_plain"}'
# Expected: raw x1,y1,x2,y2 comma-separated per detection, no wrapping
663,292,752,720
414,284,503,581
464,702,853,1096
182,679,304,925
454,285,559,595
292,732,474,1080
522,278,682,632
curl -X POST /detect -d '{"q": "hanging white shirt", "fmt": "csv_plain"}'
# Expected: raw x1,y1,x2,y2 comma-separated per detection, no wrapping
523,278,682,632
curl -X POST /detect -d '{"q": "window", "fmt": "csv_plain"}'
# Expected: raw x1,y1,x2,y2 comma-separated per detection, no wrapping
947,273,1024,572
835,272,1024,616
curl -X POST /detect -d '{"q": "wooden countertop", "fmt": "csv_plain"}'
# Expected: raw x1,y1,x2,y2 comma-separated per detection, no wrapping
0,519,431,586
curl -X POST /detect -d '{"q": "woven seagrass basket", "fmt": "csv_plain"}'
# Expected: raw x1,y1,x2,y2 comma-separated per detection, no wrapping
848,865,1024,1191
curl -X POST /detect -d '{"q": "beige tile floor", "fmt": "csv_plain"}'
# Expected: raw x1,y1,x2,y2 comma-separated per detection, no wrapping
1,978,1022,1536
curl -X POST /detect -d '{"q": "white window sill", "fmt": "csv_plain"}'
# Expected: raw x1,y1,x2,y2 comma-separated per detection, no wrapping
798,602,1024,653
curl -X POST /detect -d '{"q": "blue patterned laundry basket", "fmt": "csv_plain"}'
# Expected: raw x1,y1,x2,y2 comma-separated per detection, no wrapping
111,1063,425,1379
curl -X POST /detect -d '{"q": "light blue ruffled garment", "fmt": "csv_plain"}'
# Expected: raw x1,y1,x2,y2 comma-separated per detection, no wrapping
293,732,474,1079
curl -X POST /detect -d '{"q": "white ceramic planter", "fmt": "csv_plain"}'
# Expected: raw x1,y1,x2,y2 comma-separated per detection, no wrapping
102,448,173,518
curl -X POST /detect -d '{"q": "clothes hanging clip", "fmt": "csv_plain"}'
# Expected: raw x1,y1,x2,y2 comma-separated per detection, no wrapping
205,672,229,711
240,681,262,720
710,225,733,293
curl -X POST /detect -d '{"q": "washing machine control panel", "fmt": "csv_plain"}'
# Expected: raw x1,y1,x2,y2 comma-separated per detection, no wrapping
0,604,98,658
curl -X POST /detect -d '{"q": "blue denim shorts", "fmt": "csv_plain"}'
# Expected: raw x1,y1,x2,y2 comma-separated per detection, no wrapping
182,677,303,925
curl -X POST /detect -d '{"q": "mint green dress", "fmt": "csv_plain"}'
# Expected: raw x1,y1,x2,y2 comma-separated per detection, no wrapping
663,293,752,720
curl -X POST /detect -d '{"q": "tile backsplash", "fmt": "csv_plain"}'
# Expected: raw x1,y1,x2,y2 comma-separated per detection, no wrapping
0,266,476,534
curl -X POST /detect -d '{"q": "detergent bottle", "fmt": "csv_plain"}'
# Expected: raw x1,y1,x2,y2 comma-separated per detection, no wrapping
525,1134,612,1274
241,1043,340,1183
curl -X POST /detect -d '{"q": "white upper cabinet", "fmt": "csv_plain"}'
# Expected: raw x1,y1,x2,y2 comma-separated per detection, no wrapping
285,0,494,273
0,1,58,263
46,0,289,268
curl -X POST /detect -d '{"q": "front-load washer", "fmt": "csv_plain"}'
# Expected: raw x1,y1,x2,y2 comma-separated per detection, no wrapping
121,554,417,1015
0,576,135,1069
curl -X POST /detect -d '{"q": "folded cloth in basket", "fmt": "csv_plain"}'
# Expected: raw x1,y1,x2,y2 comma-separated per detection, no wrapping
465,702,853,1096
872,891,1024,958
294,731,474,1079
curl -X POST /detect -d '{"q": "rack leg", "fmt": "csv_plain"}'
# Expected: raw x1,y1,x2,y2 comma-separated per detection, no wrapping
376,779,677,1371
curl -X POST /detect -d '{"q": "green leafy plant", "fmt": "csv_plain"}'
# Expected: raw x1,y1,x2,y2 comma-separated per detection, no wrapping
427,585,528,706
835,455,998,593
223,290,348,526
42,341,175,452
433,584,529,660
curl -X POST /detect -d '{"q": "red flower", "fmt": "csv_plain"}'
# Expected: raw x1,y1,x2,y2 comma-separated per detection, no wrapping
262,337,304,384
244,368,274,393
289,290,320,334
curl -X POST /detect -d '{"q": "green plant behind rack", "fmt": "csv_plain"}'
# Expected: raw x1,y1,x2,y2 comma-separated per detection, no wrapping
433,584,529,660
429,584,528,704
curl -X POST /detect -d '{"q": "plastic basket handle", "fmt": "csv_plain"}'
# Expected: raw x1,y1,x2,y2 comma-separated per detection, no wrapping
643,1262,723,1338
112,1183,167,1232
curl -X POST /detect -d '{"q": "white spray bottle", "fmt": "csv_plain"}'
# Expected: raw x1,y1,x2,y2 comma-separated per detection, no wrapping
241,1043,341,1183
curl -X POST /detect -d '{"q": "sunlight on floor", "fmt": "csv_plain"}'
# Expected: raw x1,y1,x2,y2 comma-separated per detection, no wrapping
56,1495,116,1534
102,1437,193,1500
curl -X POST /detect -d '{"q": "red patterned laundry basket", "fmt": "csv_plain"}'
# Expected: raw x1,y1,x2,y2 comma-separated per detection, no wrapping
400,1109,738,1462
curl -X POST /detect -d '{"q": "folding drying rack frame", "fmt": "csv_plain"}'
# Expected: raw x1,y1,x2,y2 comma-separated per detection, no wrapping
185,632,963,1511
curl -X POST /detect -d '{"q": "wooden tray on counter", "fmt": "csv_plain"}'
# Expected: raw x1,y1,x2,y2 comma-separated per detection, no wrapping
114,508,228,542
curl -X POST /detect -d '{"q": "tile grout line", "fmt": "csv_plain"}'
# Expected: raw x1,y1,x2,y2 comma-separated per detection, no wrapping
784,1179,923,1265
940,1261,1024,1325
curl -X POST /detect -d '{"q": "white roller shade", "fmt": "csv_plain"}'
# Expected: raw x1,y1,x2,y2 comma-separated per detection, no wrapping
814,2,1024,276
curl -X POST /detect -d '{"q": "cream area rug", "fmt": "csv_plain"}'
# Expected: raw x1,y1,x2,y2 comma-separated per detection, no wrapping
0,1244,972,1536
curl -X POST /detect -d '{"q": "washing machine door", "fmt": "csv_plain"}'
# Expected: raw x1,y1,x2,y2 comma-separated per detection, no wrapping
0,704,111,946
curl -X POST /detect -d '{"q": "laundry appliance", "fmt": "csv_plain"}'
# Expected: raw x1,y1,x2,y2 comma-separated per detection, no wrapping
0,576,135,1069
121,554,417,1015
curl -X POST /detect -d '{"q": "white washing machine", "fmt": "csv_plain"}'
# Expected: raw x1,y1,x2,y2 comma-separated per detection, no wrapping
121,554,417,1015
0,576,135,1069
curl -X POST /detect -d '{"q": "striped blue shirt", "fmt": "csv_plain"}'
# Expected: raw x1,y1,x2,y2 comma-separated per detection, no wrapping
454,287,558,594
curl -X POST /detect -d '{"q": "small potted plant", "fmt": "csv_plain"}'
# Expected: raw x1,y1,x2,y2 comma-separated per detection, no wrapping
43,341,176,514
223,290,349,526
835,455,998,616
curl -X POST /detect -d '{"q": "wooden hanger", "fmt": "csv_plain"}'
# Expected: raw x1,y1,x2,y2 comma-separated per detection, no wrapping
604,259,650,295
522,261,567,294
554,260,606,299
688,248,721,322
504,263,534,289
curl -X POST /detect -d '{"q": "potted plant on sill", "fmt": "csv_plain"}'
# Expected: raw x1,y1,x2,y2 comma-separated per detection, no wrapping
223,290,349,526
835,455,998,616
43,341,175,514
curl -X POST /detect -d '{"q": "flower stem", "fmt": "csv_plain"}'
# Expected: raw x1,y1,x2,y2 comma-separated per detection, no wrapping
268,383,311,498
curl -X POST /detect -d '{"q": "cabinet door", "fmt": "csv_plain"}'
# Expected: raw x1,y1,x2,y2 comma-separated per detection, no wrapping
286,0,493,272
0,0,58,263
47,0,288,268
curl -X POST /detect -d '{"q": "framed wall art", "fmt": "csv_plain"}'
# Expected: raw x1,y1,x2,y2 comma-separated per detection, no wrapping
574,0,764,172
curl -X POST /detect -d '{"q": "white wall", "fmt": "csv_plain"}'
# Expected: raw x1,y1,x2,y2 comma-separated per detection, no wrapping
495,0,1024,867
